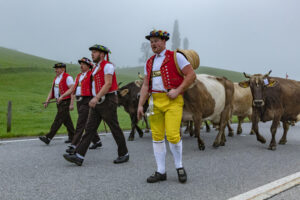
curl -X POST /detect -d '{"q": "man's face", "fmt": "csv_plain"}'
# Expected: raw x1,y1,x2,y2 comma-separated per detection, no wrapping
80,63,90,73
91,50,101,63
55,67,64,76
150,37,166,54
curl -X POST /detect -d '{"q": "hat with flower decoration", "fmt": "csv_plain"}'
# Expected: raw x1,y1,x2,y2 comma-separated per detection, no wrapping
53,62,66,68
89,44,111,61
78,57,94,69
145,29,170,41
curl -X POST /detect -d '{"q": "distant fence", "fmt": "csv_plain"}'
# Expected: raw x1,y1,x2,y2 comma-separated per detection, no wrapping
7,101,12,132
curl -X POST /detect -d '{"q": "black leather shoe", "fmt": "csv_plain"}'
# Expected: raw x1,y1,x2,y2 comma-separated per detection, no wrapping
39,136,50,145
113,154,129,164
176,167,187,183
147,172,167,183
64,139,72,143
66,146,75,154
89,141,102,149
63,154,83,166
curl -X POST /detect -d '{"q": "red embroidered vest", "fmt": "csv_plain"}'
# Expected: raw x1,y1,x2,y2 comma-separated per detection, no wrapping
146,50,184,92
73,71,92,96
51,72,71,100
92,60,118,95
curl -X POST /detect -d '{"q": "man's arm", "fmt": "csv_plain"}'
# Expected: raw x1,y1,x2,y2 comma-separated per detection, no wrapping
137,76,150,120
167,64,196,99
57,84,75,103
44,87,53,108
89,74,112,108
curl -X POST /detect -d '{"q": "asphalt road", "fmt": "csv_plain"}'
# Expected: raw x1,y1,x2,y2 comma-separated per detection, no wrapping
0,122,299,200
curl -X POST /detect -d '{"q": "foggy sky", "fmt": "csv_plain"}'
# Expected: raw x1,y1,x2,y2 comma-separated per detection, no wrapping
1,0,299,79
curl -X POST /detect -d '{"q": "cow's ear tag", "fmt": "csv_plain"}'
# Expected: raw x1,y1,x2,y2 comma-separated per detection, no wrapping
264,78,269,85
120,89,129,96
267,79,278,87
239,81,250,88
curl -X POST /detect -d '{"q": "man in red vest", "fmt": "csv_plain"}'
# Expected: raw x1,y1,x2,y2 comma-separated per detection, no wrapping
63,45,129,166
137,30,196,183
39,63,75,145
57,57,102,154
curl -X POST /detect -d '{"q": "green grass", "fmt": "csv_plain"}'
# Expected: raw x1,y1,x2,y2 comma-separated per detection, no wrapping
0,47,245,138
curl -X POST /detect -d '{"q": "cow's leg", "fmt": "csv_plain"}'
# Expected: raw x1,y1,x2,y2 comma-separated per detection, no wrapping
248,115,255,135
252,110,266,144
237,116,244,135
279,121,289,145
227,121,234,137
189,121,195,137
204,120,210,132
128,114,136,141
268,118,280,150
183,121,189,135
143,116,150,133
213,108,229,148
194,116,205,150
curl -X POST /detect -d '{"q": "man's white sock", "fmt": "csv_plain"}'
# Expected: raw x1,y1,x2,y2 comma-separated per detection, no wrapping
169,140,183,169
153,140,166,174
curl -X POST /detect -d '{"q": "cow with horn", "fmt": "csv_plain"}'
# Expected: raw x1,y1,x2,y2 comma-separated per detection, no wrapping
239,70,300,150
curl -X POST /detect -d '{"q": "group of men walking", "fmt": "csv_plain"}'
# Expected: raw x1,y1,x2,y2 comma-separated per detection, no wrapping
39,29,196,184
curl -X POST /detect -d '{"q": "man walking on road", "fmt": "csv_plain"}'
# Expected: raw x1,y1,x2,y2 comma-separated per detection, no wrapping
63,45,129,166
39,63,75,145
137,30,196,183
57,57,102,154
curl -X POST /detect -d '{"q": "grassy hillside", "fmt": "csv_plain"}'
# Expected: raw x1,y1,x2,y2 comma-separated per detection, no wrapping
0,47,245,138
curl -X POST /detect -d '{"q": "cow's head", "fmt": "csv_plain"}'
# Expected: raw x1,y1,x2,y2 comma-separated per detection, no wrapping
239,70,278,107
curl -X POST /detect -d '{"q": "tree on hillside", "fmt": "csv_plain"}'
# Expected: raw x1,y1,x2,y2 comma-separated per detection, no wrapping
171,19,181,50
139,42,151,64
183,37,189,49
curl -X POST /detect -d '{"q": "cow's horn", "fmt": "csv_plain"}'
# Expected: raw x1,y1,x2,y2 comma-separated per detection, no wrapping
243,72,251,79
263,70,272,78
138,72,144,80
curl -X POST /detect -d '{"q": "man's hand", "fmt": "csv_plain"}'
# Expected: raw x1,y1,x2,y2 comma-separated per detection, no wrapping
89,97,99,108
43,101,49,109
137,105,144,121
167,88,180,99
69,104,74,111
57,97,63,103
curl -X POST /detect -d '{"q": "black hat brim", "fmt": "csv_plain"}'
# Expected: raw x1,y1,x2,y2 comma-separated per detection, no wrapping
78,60,93,68
145,35,169,41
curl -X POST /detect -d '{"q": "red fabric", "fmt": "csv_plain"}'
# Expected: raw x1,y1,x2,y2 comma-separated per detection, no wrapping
73,71,92,96
92,60,118,95
51,72,72,100
146,50,184,93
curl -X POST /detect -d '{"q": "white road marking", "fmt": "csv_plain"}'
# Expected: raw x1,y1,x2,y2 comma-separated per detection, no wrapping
228,171,300,200
0,131,131,144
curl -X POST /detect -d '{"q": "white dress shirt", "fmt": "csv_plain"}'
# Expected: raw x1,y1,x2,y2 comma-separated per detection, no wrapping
144,49,190,92
54,72,74,98
75,72,87,96
92,61,115,96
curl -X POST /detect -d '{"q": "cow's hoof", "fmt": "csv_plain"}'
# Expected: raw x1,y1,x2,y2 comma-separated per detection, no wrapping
198,144,205,151
250,131,255,135
144,129,150,133
220,141,225,146
268,145,276,150
228,131,234,137
128,137,134,141
237,129,242,135
279,140,287,145
213,142,220,148
138,133,144,138
184,130,189,135
257,137,266,144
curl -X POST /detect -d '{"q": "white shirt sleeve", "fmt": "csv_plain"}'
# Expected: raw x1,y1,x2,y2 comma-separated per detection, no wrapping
144,63,147,75
176,52,190,70
104,63,115,75
66,76,74,87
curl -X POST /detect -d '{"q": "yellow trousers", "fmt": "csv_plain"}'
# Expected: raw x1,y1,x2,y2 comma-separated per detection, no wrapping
149,93,183,144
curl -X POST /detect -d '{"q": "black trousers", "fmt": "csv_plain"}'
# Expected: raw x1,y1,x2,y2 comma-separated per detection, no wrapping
71,96,100,146
76,94,128,157
46,99,75,140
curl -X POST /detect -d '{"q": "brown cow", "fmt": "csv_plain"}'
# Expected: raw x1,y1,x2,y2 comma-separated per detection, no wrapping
183,74,234,150
227,82,254,136
239,70,300,150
